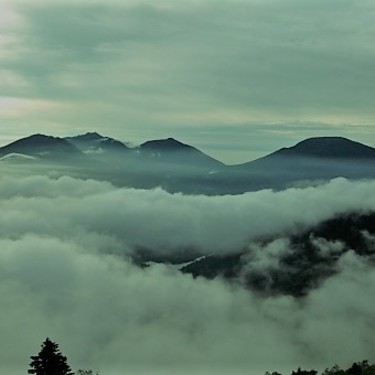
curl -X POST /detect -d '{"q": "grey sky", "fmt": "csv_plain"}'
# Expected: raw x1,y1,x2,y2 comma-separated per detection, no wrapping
1,0,375,163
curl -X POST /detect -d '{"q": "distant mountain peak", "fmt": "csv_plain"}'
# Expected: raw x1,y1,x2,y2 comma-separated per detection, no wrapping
85,131,102,137
24,133,57,142
294,136,355,148
68,132,105,141
273,136,375,159
138,137,223,168
140,138,190,151
65,132,129,153
0,133,81,158
7,133,61,145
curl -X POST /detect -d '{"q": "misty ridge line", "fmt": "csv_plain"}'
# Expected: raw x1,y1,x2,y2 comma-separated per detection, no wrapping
1,132,375,195
1,132,375,165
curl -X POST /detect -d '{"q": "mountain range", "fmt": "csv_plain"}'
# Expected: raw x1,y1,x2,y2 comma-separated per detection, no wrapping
1,133,374,194
1,133,375,297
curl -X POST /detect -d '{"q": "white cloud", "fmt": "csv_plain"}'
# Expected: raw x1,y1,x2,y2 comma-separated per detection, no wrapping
0,175,375,256
0,175,373,373
0,234,374,375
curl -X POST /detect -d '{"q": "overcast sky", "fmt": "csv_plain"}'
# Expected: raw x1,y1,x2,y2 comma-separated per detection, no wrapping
1,0,375,163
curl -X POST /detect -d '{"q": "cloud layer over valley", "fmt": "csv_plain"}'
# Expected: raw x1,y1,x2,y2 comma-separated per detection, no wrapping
1,0,374,372
0,175,374,374
1,175,375,256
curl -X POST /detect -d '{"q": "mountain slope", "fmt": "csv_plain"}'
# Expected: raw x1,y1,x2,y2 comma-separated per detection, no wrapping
0,134,374,194
228,137,375,191
0,134,82,160
65,132,130,154
257,137,375,160
138,138,224,169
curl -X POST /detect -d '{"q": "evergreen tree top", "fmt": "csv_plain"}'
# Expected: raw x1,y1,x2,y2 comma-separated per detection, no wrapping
28,338,74,375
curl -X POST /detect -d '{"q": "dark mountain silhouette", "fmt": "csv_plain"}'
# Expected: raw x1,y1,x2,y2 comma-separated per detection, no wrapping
138,137,224,169
252,137,375,161
226,137,375,192
0,134,374,194
0,134,82,160
65,133,223,170
119,137,224,194
141,137,192,151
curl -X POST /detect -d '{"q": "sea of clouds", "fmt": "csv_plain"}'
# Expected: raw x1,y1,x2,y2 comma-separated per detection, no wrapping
0,175,374,375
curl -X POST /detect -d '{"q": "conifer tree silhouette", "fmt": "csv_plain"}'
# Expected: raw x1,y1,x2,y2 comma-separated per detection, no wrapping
28,338,74,375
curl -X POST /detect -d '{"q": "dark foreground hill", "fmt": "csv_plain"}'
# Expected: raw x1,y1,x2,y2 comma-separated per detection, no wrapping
179,211,375,297
267,360,375,375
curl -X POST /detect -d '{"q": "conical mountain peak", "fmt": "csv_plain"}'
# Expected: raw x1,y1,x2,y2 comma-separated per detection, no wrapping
0,134,81,158
276,137,375,159
140,138,190,151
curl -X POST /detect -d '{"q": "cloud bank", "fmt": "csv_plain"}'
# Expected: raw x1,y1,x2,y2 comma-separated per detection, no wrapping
0,175,374,374
1,175,375,256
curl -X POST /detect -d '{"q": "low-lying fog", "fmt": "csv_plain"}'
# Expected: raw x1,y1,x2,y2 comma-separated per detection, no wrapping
0,175,374,375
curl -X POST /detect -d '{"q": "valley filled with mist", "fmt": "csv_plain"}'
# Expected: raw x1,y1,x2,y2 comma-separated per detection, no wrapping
2,0,375,373
0,134,374,375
